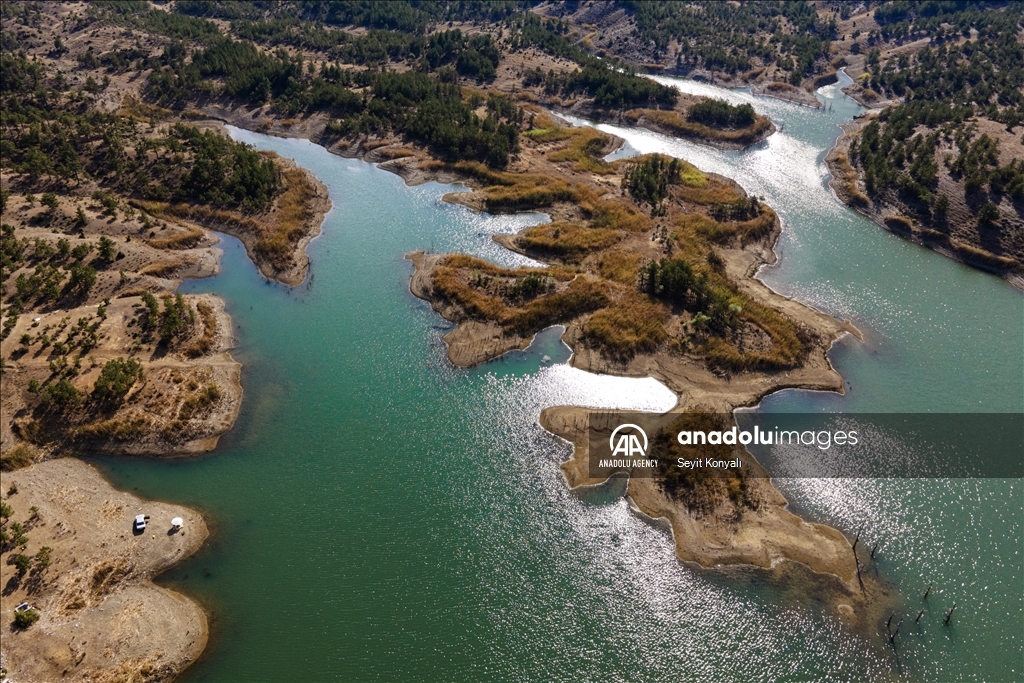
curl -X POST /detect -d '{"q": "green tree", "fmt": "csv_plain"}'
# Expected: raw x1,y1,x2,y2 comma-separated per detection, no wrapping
40,379,82,408
34,546,53,570
70,243,92,261
93,357,143,401
67,263,97,294
97,236,116,261
977,201,999,227
159,293,193,342
140,291,160,330
12,553,32,576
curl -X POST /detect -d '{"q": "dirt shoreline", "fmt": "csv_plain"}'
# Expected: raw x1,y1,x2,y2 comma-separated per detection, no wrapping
0,458,209,682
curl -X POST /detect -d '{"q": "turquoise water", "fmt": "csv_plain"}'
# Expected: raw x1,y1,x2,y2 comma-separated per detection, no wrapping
91,73,1022,681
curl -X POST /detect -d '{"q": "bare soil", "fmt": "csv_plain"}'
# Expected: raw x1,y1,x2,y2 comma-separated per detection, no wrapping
0,458,208,683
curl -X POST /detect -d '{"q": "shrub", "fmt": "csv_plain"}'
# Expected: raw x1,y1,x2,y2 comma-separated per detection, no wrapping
0,443,38,471
178,382,222,420
98,236,117,261
977,201,999,227
34,546,52,570
66,263,97,294
13,608,40,629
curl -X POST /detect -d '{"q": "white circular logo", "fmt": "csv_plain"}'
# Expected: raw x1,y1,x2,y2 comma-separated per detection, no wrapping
609,424,648,457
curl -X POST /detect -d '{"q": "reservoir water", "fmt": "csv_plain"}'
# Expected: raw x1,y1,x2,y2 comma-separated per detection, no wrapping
92,73,1022,681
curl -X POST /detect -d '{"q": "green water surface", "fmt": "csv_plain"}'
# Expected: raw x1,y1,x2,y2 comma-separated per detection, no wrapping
91,73,1022,682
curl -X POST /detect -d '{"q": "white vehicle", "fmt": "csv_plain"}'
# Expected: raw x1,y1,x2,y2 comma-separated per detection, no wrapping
134,514,147,531
14,602,31,613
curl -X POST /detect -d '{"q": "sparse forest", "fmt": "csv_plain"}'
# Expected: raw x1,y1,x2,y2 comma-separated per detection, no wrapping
845,1,1023,263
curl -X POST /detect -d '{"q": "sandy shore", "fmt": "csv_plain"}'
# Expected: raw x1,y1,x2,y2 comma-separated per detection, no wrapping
0,458,208,682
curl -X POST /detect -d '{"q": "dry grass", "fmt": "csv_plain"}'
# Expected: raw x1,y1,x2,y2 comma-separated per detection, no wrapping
523,127,573,143
184,300,217,358
657,412,754,516
256,166,315,263
441,254,577,280
574,185,651,232
452,161,518,186
678,213,730,243
139,262,179,278
74,415,153,441
505,277,609,334
813,71,839,88
830,151,870,206
584,293,669,357
546,127,615,174
177,383,222,421
134,200,262,234
432,260,608,335
884,215,915,232
91,558,133,596
0,443,39,471
764,82,801,94
453,162,594,213
143,225,204,250
116,94,170,123
378,147,417,159
597,252,642,284
950,240,1023,273
518,221,622,259
702,300,809,372
680,207,777,246
94,657,161,683
482,175,578,210
674,177,745,206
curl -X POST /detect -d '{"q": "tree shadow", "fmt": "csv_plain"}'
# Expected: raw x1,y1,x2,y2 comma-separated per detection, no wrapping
2,573,22,597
